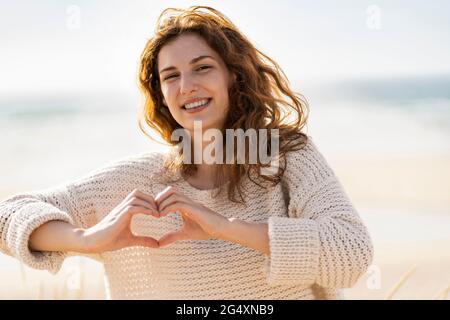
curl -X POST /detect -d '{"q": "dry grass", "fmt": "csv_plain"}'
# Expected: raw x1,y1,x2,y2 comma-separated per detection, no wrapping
385,265,417,300
2,260,105,300
433,283,450,300
2,261,448,300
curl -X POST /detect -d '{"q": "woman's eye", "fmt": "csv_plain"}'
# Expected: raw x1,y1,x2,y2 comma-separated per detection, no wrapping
163,66,211,81
164,74,178,80
197,65,211,71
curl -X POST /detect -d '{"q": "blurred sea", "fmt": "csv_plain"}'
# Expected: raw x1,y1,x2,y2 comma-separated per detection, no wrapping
304,74,450,157
1,75,449,193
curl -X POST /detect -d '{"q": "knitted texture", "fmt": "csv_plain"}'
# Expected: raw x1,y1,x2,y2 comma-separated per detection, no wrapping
0,136,373,299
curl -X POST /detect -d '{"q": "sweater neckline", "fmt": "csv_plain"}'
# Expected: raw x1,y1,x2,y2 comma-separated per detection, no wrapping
162,149,231,196
176,171,231,196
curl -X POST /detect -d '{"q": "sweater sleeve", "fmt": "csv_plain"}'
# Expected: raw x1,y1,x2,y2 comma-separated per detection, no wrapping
263,137,374,288
0,182,92,274
0,152,163,275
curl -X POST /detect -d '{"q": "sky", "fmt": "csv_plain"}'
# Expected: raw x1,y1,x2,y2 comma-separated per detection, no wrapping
1,0,450,97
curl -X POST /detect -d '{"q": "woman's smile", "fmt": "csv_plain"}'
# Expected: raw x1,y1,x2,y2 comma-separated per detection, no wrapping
183,98,212,114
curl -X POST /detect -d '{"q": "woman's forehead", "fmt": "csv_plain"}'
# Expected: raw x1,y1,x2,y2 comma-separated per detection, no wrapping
157,34,219,68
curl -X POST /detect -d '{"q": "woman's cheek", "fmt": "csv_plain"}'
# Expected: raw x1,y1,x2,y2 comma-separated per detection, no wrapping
161,82,175,99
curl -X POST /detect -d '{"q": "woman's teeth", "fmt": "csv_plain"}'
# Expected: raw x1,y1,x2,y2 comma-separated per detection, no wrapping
184,98,210,110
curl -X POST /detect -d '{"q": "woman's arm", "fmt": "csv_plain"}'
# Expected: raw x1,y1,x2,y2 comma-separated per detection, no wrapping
257,138,374,289
0,152,165,273
218,219,270,256
28,220,86,253
0,185,86,274
27,189,160,254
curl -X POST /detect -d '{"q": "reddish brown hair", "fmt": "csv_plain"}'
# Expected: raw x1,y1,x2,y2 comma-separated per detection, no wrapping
138,6,309,203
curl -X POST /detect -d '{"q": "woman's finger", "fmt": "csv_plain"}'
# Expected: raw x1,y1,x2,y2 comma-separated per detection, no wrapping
156,188,193,212
154,186,177,207
124,205,159,218
133,189,158,210
157,193,183,213
129,235,159,248
125,197,157,213
159,201,189,217
119,189,157,212
158,230,185,248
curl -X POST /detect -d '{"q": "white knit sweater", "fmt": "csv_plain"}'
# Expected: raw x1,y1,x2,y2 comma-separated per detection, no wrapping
0,136,373,299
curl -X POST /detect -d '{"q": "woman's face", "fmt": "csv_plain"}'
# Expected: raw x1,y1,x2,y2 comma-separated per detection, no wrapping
157,33,235,134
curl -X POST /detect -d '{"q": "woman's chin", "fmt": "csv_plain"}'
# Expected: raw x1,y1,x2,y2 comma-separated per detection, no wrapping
182,118,222,132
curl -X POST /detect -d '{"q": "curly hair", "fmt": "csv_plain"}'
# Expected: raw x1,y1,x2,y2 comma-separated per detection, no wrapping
138,6,309,203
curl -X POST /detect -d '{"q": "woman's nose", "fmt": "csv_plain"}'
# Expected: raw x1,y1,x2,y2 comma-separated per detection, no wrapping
179,74,198,95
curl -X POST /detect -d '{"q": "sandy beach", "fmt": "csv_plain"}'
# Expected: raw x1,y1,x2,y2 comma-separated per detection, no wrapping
345,242,450,299
331,156,450,211
336,155,450,299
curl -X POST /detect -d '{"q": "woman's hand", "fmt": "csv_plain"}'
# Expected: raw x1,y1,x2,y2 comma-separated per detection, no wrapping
155,186,229,247
81,189,160,253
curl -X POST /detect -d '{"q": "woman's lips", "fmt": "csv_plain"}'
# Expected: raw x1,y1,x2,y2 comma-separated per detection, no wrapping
183,98,212,114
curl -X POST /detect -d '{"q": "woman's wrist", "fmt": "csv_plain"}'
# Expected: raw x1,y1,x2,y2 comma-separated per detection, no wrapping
77,227,106,254
217,218,270,256
73,227,91,253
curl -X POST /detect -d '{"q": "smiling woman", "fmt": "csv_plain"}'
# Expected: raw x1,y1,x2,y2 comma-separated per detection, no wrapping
0,6,373,300
138,6,309,200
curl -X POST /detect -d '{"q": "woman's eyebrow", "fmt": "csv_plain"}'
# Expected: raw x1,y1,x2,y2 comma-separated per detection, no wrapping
159,55,215,74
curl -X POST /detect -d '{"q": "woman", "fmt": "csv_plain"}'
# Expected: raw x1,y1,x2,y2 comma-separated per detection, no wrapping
0,6,373,299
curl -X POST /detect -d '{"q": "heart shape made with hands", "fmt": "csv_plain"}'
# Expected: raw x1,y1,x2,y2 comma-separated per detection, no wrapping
131,186,226,248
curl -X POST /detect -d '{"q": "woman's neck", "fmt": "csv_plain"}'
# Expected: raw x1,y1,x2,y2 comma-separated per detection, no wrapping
183,132,229,189
181,161,230,190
